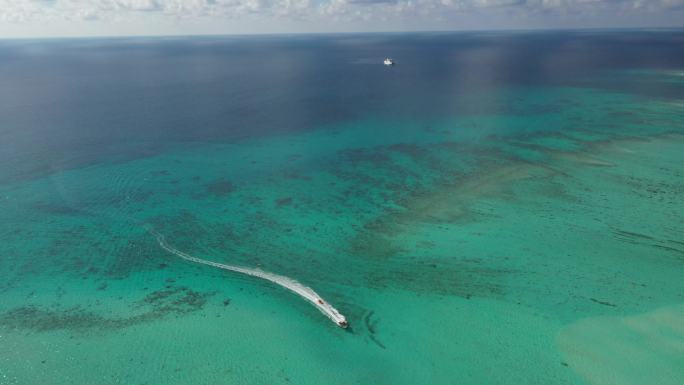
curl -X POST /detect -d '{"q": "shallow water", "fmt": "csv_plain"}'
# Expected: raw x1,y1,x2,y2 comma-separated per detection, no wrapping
1,32,683,385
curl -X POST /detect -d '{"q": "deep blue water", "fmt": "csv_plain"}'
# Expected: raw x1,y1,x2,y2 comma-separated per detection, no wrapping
1,31,683,184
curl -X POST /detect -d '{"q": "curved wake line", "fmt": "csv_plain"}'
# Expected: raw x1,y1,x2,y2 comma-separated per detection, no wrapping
153,232,348,328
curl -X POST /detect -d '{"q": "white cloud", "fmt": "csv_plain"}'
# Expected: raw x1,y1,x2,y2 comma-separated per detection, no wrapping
0,0,681,35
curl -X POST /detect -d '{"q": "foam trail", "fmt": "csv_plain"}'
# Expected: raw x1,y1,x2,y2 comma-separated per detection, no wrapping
153,232,348,328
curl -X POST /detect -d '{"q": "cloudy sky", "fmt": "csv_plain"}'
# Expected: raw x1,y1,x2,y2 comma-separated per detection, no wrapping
1,0,683,38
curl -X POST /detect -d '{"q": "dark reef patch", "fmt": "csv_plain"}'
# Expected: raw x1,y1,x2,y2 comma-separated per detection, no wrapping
0,306,135,332
31,202,84,216
275,197,293,207
205,180,235,197
148,210,246,260
26,223,166,281
137,286,215,314
104,235,160,279
387,143,429,160
349,231,405,260
0,286,216,333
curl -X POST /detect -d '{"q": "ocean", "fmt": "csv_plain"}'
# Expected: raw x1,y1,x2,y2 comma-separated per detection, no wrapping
0,31,683,385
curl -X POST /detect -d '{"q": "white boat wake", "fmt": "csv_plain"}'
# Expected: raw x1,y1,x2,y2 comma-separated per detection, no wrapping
153,231,348,328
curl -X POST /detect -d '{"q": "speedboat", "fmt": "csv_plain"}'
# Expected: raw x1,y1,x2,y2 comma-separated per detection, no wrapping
383,58,394,66
338,320,349,328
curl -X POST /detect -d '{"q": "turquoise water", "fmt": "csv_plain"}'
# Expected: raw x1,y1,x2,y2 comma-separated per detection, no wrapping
1,34,684,384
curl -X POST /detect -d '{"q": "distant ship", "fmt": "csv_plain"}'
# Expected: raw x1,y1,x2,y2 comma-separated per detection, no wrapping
384,58,394,66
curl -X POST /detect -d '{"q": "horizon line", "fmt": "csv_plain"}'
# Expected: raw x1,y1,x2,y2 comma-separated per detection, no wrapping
2,25,683,42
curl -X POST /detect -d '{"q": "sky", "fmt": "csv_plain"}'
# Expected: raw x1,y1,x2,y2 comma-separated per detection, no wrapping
0,0,683,38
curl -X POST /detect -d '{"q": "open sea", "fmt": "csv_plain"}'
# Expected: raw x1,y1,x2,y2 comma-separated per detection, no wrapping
0,31,683,385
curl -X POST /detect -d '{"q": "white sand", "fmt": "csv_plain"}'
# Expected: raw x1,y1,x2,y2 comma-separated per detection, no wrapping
558,303,684,385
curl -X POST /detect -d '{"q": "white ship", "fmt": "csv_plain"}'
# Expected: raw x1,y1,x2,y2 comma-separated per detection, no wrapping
383,58,394,66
